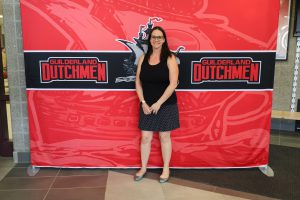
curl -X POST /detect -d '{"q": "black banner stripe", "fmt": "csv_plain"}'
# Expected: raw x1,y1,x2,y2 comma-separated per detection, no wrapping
24,52,275,90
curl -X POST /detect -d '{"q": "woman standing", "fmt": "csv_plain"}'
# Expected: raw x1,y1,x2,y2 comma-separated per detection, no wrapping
135,26,180,183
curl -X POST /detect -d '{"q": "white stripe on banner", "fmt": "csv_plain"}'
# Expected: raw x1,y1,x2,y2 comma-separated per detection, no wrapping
23,50,277,53
25,88,273,92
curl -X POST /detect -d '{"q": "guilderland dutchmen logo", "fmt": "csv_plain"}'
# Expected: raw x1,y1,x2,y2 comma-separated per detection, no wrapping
116,17,184,83
192,57,261,84
40,57,108,83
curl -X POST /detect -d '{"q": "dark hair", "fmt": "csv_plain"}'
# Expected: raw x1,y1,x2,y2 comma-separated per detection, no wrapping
145,26,173,62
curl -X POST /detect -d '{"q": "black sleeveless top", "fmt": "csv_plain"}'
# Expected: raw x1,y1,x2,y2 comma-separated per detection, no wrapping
139,57,177,106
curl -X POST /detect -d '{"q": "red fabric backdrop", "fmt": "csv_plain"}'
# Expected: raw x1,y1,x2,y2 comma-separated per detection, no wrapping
20,0,279,167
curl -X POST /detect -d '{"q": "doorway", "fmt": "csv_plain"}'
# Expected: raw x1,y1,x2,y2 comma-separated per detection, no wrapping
0,0,13,157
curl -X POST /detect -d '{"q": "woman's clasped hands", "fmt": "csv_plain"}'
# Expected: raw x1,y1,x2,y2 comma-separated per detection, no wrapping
142,102,161,115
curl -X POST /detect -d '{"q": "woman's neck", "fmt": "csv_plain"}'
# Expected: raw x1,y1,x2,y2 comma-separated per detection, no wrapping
152,48,161,57
152,48,161,55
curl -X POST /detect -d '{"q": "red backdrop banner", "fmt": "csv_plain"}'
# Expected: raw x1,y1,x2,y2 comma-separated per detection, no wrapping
20,0,280,167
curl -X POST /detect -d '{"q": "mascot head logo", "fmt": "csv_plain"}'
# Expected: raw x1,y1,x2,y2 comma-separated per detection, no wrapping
116,17,184,83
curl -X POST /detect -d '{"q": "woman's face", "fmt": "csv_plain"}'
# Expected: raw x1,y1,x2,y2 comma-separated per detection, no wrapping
150,29,165,50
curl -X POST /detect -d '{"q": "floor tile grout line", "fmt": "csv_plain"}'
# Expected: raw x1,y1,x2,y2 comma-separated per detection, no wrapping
0,166,15,168
3,174,108,179
42,168,61,200
0,186,106,192
0,188,49,191
3,176,60,179
13,166,33,168
58,173,106,177
42,186,107,190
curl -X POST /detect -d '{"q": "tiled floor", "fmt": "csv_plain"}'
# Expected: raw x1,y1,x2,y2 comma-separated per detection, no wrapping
0,157,14,181
0,130,299,200
0,166,274,200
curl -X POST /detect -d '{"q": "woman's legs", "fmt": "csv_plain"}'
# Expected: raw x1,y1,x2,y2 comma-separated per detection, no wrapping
136,130,153,176
159,131,172,178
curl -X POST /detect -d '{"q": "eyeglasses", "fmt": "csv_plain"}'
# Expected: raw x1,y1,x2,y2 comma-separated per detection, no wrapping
151,35,164,41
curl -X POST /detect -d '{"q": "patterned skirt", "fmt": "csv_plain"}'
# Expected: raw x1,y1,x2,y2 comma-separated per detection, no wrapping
138,103,180,132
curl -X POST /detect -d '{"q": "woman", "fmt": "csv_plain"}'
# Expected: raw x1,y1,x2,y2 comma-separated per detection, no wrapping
135,26,180,183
